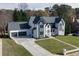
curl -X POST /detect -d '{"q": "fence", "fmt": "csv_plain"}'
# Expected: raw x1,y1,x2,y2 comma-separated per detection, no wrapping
63,48,79,55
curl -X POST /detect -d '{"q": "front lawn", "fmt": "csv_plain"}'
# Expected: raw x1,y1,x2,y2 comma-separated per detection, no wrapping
36,39,74,55
2,38,32,56
56,36,79,47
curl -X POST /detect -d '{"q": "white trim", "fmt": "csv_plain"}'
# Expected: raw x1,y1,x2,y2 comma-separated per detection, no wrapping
10,29,29,38
10,29,27,32
36,25,39,38
44,24,46,37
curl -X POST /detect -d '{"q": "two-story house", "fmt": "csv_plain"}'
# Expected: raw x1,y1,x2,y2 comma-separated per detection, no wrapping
8,16,65,39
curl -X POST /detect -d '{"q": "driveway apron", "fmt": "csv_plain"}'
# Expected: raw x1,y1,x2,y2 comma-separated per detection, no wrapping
12,38,54,56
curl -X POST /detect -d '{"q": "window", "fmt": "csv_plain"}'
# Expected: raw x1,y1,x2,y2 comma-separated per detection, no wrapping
40,32,43,35
53,29,55,32
11,32,17,37
59,23,64,31
60,23,62,26
47,30,50,33
48,25,50,28
18,31,27,36
40,25,43,28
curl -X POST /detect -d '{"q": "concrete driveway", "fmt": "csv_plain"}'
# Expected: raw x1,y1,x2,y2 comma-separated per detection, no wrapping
12,38,54,56
0,39,2,56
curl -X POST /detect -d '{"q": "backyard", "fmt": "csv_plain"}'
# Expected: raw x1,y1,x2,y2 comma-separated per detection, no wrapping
36,38,75,55
2,38,32,56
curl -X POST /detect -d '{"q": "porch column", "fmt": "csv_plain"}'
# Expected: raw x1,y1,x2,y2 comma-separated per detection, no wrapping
10,31,12,38
44,24,46,37
17,31,19,37
36,25,39,38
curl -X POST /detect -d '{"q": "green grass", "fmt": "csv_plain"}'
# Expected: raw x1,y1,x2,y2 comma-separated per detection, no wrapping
56,36,79,47
36,39,74,55
2,38,32,56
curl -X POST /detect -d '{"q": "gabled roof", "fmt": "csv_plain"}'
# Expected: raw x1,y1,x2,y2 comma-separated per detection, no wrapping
8,22,31,31
50,23,57,28
33,16,41,24
30,16,61,24
55,17,61,23
20,23,31,29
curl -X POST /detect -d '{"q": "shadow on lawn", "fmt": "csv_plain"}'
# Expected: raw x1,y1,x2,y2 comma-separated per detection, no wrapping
56,53,63,55
0,35,9,38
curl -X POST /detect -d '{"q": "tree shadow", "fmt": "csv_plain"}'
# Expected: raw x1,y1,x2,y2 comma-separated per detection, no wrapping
0,35,9,38
56,53,64,55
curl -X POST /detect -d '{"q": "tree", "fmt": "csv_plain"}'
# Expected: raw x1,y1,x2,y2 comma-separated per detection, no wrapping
13,3,29,22
13,9,18,21
52,4,75,35
48,4,59,16
13,9,29,22
32,10,49,16
45,7,49,16
0,9,13,36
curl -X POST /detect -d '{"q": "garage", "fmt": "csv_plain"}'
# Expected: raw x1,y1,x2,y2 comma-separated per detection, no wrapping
11,32,17,37
18,31,27,37
8,22,31,38
10,30,29,38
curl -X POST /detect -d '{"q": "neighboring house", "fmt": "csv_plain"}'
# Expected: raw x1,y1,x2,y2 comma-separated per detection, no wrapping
72,18,79,35
8,16,65,38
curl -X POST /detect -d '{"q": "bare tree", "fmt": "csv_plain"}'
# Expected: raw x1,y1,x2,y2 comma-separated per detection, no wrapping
0,10,13,36
18,3,28,11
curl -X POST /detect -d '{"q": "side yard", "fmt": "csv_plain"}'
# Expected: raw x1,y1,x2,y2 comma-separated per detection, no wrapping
36,39,75,55
2,38,32,56
36,36,79,55
56,36,79,47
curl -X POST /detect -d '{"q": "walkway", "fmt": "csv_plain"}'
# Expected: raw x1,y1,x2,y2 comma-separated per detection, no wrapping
12,38,55,56
0,39,2,56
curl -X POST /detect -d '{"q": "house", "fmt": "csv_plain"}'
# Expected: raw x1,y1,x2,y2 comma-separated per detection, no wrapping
8,16,65,38
72,18,79,36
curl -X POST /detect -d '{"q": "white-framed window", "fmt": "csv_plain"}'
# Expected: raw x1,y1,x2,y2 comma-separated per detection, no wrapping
40,31,43,35
59,23,64,31
40,25,43,28
11,32,17,37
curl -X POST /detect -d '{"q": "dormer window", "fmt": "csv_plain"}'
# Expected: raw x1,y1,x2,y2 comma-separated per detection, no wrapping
48,25,49,28
40,25,43,28
40,22,43,28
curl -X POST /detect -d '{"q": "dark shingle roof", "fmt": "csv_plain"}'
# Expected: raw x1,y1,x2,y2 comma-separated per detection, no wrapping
33,16,41,24
50,23,57,28
20,23,31,29
55,17,61,23
32,16,61,24
8,22,31,31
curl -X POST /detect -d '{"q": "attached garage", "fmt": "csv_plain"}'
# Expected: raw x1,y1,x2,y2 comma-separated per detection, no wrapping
8,22,31,38
10,30,29,38
18,31,27,37
11,32,17,37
